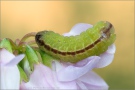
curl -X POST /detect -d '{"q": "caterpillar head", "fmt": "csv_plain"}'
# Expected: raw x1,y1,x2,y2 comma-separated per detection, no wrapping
95,21,115,38
35,30,48,46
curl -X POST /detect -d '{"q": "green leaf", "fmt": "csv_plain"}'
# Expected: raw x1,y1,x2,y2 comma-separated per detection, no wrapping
18,65,28,82
25,45,39,71
18,56,32,76
0,38,12,53
39,50,53,68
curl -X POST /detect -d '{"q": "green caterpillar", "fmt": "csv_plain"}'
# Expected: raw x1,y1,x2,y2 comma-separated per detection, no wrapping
35,21,116,63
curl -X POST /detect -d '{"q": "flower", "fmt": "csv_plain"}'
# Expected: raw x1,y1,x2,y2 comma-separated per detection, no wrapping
20,23,116,89
0,48,25,89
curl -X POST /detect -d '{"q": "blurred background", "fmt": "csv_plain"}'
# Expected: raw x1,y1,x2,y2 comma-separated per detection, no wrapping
1,1,134,89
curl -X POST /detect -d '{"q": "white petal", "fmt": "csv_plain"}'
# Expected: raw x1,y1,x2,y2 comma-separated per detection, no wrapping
1,66,20,89
20,64,54,89
52,60,64,72
74,57,91,67
63,33,72,36
95,53,114,68
95,44,116,68
57,56,100,81
76,80,88,89
0,49,15,64
106,44,116,54
63,23,93,36
53,72,77,89
5,54,25,66
78,71,108,90
20,64,78,89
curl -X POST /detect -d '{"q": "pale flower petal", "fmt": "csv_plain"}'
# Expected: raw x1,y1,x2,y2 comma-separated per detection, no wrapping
63,23,93,36
76,80,88,89
52,60,64,72
0,49,24,89
20,64,77,89
52,72,77,89
95,44,116,68
57,56,100,81
106,44,116,54
78,71,108,90
1,66,20,89
5,54,25,66
0,48,14,64
20,64,54,90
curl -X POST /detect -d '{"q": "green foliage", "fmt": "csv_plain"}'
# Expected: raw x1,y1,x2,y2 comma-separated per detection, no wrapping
0,38,12,53
18,65,28,82
39,50,53,68
25,45,39,71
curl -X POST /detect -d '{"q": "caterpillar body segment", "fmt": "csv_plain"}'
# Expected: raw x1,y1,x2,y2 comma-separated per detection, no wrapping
35,21,116,63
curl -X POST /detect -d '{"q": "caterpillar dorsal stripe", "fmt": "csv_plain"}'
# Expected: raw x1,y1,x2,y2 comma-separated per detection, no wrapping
35,21,116,63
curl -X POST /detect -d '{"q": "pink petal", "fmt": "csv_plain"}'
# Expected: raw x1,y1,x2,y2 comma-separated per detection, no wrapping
57,56,100,81
20,64,77,89
1,66,20,89
0,49,24,89
74,57,92,67
77,71,108,90
76,80,88,89
52,60,65,72
95,44,116,68
20,64,54,89
106,44,116,54
63,33,73,36
0,49,15,64
53,72,77,89
63,23,93,36
5,54,25,66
